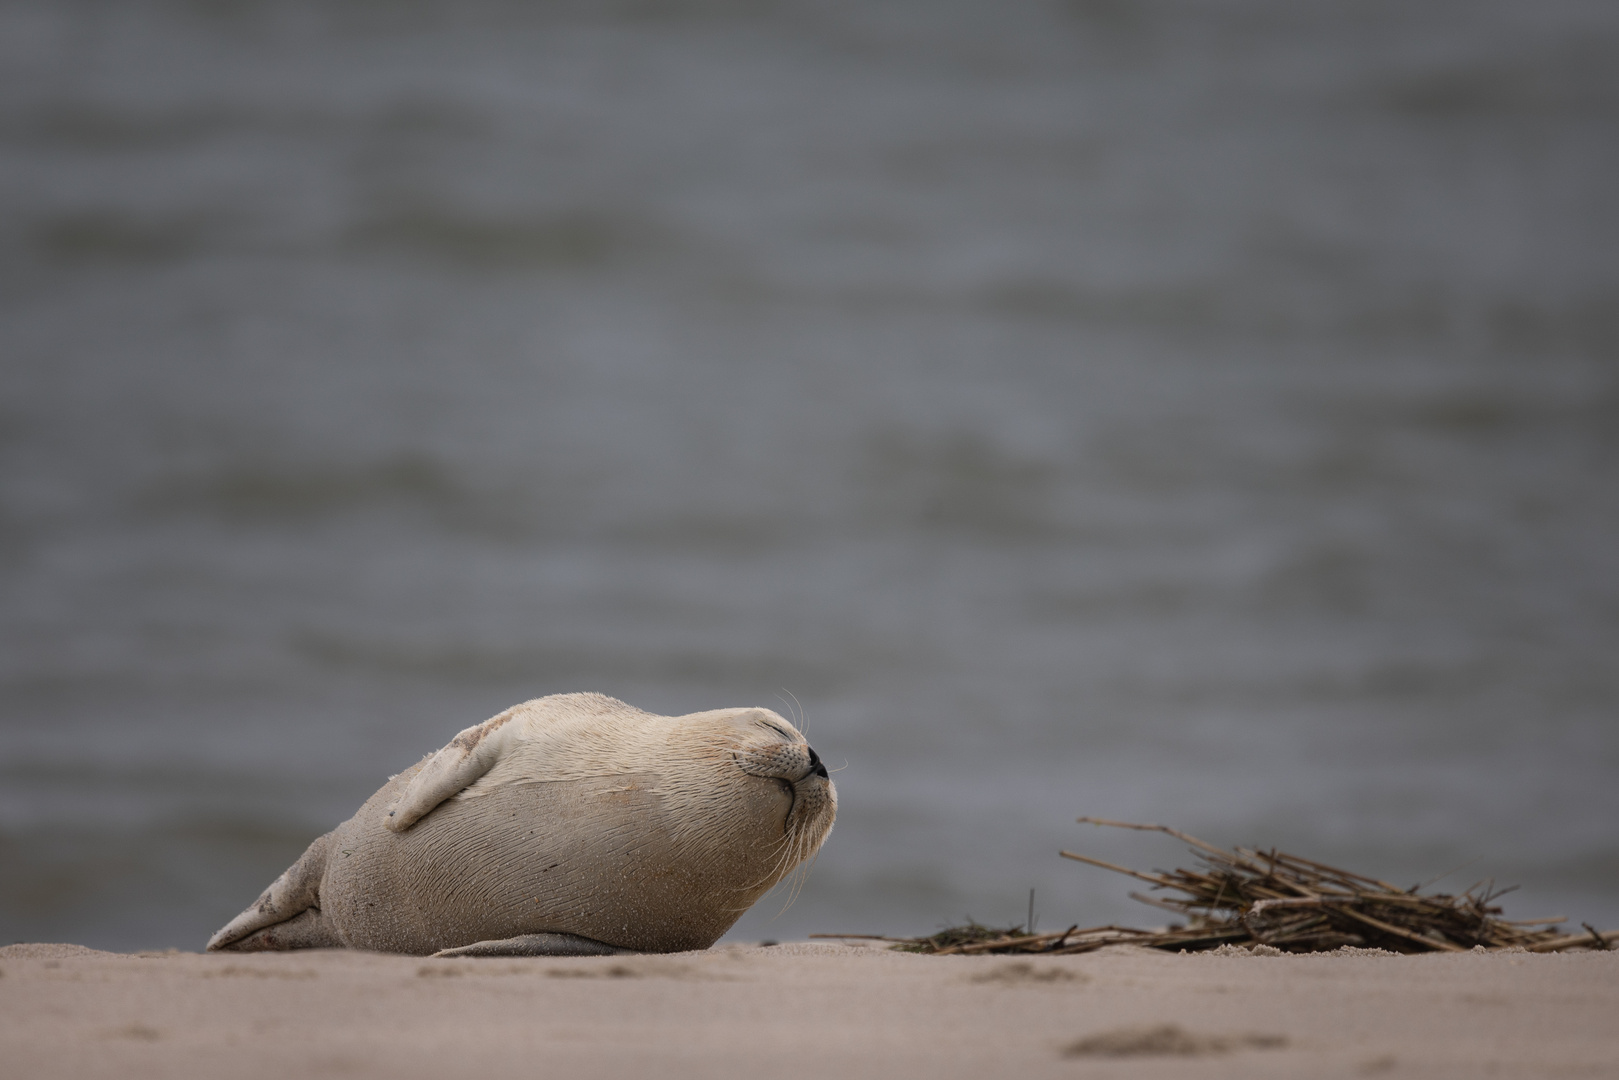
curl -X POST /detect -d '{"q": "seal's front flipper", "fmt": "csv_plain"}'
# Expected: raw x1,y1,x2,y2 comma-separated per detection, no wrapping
431,933,633,958
207,831,334,951
385,706,522,833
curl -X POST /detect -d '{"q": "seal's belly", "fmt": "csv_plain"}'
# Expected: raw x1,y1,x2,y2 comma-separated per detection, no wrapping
321,773,770,954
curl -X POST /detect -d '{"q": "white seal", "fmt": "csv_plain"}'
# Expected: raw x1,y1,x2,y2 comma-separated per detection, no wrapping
207,692,836,956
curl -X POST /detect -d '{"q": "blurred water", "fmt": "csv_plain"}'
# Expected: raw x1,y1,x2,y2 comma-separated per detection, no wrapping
2,0,1616,951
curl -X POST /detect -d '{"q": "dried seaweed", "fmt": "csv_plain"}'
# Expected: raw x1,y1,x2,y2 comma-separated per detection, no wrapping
814,818,1618,956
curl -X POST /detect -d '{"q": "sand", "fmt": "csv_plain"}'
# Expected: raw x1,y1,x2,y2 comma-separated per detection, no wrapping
2,941,1616,1079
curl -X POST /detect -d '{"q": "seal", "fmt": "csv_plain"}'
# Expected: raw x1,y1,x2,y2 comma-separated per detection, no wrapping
206,692,836,956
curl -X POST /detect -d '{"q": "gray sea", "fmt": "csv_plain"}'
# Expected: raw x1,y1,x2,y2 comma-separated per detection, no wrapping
2,0,1617,951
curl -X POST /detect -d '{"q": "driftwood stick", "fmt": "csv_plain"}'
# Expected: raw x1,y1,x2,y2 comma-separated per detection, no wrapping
1074,817,1231,860
1524,928,1619,953
1248,897,1342,915
1269,852,1405,894
1059,850,1180,888
1337,907,1465,952
936,928,1079,956
1128,890,1197,915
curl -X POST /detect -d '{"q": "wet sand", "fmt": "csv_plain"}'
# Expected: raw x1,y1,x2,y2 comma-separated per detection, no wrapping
2,941,1615,1079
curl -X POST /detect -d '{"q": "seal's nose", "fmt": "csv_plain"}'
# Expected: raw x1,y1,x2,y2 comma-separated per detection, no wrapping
807,746,828,779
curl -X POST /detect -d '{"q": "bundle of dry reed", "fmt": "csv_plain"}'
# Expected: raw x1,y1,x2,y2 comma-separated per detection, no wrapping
815,818,1617,956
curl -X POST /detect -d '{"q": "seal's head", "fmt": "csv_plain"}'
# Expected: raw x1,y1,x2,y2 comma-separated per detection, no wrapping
728,709,836,858
675,706,836,890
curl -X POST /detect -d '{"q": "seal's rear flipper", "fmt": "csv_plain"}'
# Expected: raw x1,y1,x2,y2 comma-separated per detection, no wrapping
213,907,342,952
431,933,632,958
206,831,334,951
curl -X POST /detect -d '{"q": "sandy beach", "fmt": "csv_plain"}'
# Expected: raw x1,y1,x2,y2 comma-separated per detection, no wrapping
2,941,1615,1079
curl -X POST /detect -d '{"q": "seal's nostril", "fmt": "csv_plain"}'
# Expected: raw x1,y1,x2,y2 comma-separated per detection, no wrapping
808,746,828,779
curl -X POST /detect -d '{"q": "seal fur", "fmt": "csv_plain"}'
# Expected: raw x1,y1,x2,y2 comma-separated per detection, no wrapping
207,692,836,955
